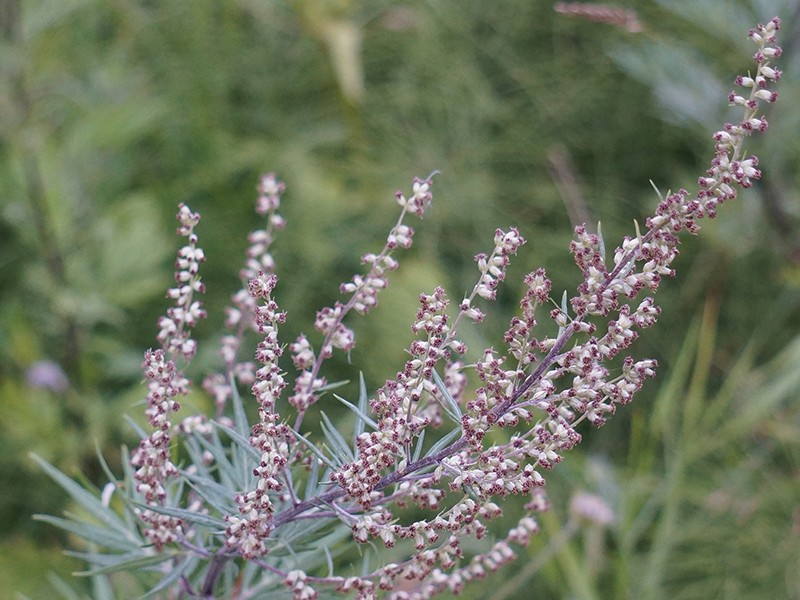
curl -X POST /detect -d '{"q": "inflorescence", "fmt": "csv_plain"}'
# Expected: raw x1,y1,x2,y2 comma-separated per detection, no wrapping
127,17,782,599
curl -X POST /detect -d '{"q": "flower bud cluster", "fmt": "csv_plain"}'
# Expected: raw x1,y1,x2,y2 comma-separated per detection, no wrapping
334,519,532,598
156,203,206,359
655,18,780,230
474,228,525,301
204,175,287,415
284,570,318,600
395,176,434,218
241,173,287,281
225,270,292,559
131,204,205,549
289,176,435,423
504,268,551,369
331,287,455,507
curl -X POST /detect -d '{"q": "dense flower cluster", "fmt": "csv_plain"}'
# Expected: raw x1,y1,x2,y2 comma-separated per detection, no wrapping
122,17,781,600
130,203,206,549
224,270,293,558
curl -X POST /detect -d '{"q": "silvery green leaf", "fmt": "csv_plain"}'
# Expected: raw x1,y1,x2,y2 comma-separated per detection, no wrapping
324,544,335,577
240,560,283,593
123,414,147,440
431,369,462,423
75,550,180,577
94,443,119,486
303,456,321,500
31,454,131,536
558,290,569,337
228,381,258,486
117,445,143,532
290,431,338,470
183,473,236,515
91,570,114,600
65,549,142,567
212,419,260,486
412,429,426,463
422,427,462,461
597,221,606,264
230,376,251,439
192,426,239,490
131,501,227,530
360,549,372,577
649,179,663,199
33,514,140,551
45,573,83,600
141,555,199,599
332,393,377,433
182,436,208,473
356,372,370,440
320,411,354,464
271,517,350,566
317,378,349,393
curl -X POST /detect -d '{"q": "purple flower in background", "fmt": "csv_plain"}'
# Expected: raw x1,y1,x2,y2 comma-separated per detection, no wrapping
25,360,69,394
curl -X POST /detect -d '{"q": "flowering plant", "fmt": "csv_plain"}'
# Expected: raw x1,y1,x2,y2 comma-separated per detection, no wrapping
35,17,782,600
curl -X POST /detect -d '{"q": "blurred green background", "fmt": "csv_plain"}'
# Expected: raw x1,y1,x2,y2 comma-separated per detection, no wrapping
1,0,799,598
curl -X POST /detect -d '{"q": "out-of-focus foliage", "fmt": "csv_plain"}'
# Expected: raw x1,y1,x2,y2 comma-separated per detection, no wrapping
0,0,798,597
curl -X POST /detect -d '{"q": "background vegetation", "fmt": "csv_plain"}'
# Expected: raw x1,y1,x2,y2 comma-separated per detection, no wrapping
0,0,798,598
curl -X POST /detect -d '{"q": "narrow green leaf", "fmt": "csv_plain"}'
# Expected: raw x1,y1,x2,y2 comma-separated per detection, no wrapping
596,221,606,264
213,420,260,464
46,573,83,600
123,414,148,440
557,290,569,337
332,392,377,432
230,376,251,439
31,454,130,535
422,427,462,461
141,555,198,599
75,550,179,577
183,473,236,516
94,443,119,487
34,514,140,551
324,542,335,576
91,571,114,600
320,411,355,464
355,372,370,440
317,379,350,394
431,369,463,423
193,426,239,490
118,445,143,532
303,456,321,500
130,501,226,530
65,549,142,566
412,429,426,463
291,430,338,470
648,179,663,199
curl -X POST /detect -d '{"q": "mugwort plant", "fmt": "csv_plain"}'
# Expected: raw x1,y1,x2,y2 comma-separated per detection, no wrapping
35,17,782,600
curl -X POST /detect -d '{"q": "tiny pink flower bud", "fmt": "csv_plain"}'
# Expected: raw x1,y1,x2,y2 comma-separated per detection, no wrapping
754,89,778,102
760,65,779,80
